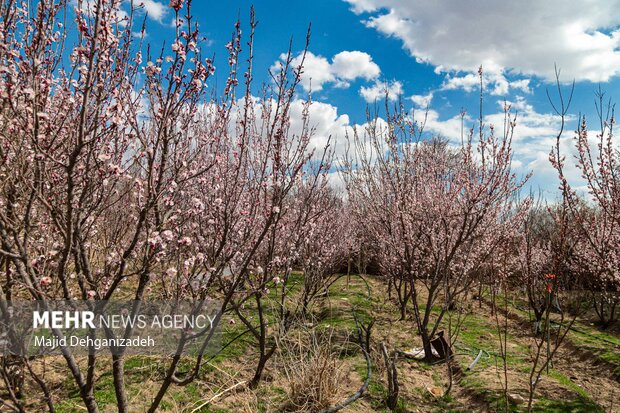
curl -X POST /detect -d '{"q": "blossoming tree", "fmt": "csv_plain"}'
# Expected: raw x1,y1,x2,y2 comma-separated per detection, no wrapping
0,0,331,411
343,91,528,361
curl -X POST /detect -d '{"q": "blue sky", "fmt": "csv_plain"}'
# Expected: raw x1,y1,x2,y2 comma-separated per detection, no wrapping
93,0,620,196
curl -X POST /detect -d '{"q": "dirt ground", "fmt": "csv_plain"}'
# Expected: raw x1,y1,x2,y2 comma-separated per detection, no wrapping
206,277,620,412
6,276,620,412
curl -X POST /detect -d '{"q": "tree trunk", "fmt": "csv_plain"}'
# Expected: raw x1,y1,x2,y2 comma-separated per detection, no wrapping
112,354,128,413
421,331,435,362
249,345,276,389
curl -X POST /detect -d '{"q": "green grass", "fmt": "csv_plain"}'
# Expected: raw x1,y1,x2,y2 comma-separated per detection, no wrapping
532,395,604,413
48,275,620,412
498,293,620,376
442,297,606,413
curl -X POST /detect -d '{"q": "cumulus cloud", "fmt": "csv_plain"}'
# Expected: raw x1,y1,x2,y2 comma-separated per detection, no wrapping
215,96,359,162
360,80,403,102
511,79,532,94
138,0,167,23
331,51,381,81
271,50,381,92
442,70,531,96
420,110,466,142
296,94,578,194
132,30,148,39
421,96,562,146
72,0,128,24
416,95,586,195
262,99,390,171
410,92,433,107
344,0,620,83
289,100,352,159
285,95,584,196
441,73,480,94
286,52,335,92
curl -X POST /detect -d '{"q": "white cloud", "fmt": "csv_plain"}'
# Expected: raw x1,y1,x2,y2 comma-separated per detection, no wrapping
287,52,335,92
72,0,128,25
410,92,433,107
289,100,352,159
421,110,466,142
360,80,403,102
440,69,532,96
215,96,358,163
345,0,379,13
442,73,479,93
272,50,381,92
267,99,390,170
297,94,580,196
511,79,531,94
115,8,129,25
132,30,148,39
282,95,585,196
331,51,381,81
138,0,167,23
345,0,620,83
416,95,585,195
421,96,563,146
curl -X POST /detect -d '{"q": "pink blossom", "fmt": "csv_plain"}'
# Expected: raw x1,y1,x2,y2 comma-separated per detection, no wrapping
145,61,161,76
170,0,183,12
